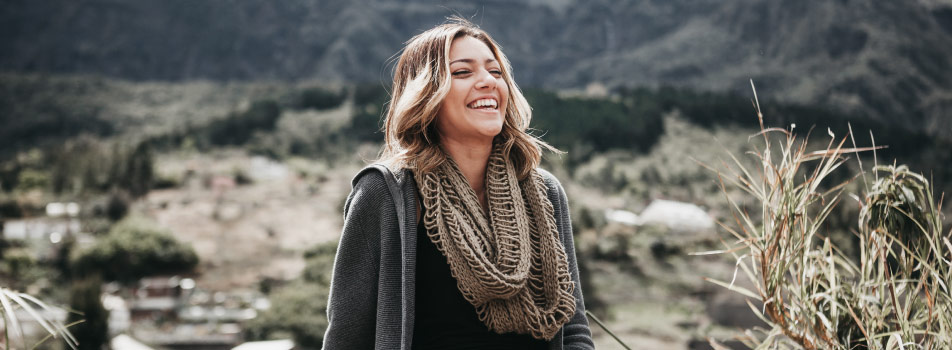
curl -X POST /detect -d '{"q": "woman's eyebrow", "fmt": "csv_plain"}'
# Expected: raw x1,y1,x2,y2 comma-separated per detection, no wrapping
449,58,498,65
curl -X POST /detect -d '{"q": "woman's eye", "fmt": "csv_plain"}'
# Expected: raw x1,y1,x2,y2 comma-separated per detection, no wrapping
490,70,503,76
452,70,471,76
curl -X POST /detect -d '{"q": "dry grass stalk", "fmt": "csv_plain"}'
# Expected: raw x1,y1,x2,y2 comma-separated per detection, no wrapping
698,82,951,350
1,287,78,350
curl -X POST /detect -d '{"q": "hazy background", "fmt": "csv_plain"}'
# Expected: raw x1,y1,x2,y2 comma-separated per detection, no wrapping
1,1,950,349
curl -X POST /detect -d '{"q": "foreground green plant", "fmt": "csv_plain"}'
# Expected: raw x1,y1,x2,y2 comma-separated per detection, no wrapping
1,287,78,350
698,83,951,349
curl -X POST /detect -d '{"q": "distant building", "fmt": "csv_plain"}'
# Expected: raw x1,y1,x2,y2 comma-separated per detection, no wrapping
638,199,714,233
101,274,271,350
1,216,83,261
124,276,245,350
45,202,80,217
604,199,714,233
1,218,80,241
103,293,131,334
147,331,239,350
129,276,185,322
111,334,154,350
232,339,294,350
1,202,83,260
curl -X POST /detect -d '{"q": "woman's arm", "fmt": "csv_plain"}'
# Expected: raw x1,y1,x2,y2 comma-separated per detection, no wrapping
322,172,389,349
544,171,596,349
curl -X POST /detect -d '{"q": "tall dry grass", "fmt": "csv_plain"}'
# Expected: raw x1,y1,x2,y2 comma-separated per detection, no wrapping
698,82,951,349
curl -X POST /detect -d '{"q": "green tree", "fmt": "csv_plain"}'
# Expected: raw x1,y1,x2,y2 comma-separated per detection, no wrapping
71,216,198,284
14,168,49,192
67,276,108,350
106,189,132,221
244,280,329,348
207,100,282,146
346,84,388,142
1,248,35,290
122,142,154,197
298,87,346,110
245,242,336,348
524,89,664,157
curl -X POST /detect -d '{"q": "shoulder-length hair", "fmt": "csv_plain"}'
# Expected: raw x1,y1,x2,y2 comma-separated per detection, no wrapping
378,17,557,180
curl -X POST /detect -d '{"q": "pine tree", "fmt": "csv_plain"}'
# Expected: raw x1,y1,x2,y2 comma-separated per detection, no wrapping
67,276,109,350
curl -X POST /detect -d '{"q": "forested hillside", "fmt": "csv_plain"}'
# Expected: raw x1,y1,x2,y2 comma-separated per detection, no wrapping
3,0,951,140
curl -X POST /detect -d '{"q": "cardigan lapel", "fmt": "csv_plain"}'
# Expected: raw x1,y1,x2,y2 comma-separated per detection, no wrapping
398,168,418,350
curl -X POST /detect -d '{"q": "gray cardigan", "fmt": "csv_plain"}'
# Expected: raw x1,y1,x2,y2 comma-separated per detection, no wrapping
322,165,595,350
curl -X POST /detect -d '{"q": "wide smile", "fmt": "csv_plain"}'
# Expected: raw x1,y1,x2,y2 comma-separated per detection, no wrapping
466,98,499,111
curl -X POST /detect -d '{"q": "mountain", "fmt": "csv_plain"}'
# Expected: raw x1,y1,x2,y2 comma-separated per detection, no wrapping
2,0,951,139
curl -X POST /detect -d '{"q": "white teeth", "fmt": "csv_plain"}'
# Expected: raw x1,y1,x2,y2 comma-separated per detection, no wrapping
468,98,497,109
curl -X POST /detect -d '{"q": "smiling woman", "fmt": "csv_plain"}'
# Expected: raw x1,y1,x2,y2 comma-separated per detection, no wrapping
322,17,594,350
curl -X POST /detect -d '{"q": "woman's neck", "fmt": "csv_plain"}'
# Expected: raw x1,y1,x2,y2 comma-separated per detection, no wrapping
440,137,492,210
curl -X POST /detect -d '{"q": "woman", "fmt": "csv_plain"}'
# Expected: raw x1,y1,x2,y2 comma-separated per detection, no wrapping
323,18,594,350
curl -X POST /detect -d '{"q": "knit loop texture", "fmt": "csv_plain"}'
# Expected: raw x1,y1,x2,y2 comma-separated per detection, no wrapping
414,144,576,340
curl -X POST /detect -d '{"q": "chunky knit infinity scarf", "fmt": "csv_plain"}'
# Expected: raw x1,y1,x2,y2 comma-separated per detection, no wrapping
414,144,576,340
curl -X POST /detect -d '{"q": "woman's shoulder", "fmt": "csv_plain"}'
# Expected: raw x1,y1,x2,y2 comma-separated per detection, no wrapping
351,165,389,191
535,167,566,195
348,164,402,205
349,163,413,204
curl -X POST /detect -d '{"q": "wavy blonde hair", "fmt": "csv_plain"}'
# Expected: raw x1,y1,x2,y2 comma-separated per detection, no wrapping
378,17,556,180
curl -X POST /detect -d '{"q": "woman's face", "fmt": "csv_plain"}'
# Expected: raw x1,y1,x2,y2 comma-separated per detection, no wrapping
436,35,509,146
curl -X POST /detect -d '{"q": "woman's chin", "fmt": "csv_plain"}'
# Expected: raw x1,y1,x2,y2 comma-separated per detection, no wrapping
477,124,504,140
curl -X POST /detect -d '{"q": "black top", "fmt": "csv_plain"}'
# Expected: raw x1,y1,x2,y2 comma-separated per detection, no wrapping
412,208,549,350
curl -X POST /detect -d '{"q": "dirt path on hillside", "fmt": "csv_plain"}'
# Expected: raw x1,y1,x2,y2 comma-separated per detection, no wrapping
143,154,361,291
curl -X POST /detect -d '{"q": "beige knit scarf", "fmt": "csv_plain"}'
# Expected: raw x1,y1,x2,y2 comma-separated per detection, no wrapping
414,144,576,340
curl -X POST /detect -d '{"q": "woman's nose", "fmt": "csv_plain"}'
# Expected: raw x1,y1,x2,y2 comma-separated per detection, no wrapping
475,70,496,89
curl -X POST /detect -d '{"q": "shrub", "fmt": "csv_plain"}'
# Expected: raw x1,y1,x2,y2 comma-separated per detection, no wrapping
244,280,329,348
0,197,23,218
300,241,336,285
70,216,198,284
346,84,389,142
298,87,346,110
245,241,336,348
106,189,132,221
14,168,49,192
151,174,180,190
207,100,282,146
1,248,35,284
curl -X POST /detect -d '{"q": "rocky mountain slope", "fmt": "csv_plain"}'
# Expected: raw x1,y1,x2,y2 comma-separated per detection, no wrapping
3,0,951,139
